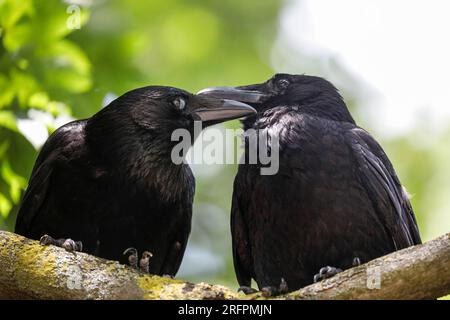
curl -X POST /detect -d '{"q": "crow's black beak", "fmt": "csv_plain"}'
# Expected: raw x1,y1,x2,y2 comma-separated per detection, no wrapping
191,94,256,125
197,86,269,104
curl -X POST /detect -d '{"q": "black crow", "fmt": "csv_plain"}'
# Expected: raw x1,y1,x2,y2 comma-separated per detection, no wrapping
199,74,422,294
15,86,255,276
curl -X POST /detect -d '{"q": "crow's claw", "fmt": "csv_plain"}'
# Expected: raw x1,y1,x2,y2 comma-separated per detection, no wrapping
39,234,82,252
39,234,53,246
237,286,258,295
62,239,83,252
261,286,277,297
353,257,361,267
313,266,342,283
260,277,289,297
123,248,153,273
140,251,153,273
123,247,139,270
279,278,289,294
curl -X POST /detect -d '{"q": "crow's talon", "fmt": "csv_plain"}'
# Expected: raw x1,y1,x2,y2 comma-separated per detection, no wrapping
261,286,277,297
39,234,82,252
140,251,153,273
353,257,361,267
123,247,139,269
62,239,83,252
123,248,153,272
314,266,342,283
238,286,258,295
313,274,321,283
162,274,174,279
279,278,289,294
260,278,289,296
39,234,53,246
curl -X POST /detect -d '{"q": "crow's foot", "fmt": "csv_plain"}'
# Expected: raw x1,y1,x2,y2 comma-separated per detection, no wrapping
123,247,139,269
313,266,342,283
238,286,258,295
353,257,361,267
279,278,289,294
123,248,153,273
260,278,289,297
140,251,153,273
39,234,83,252
261,286,277,297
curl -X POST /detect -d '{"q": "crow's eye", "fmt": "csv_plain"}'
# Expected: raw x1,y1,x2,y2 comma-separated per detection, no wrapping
173,97,186,110
277,79,290,89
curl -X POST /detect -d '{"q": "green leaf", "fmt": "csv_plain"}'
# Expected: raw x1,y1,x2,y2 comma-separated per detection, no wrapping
39,40,92,93
0,110,17,132
28,91,50,109
0,0,34,29
0,141,9,158
2,21,33,52
1,159,27,203
0,192,12,219
32,0,90,41
10,69,39,107
0,75,15,109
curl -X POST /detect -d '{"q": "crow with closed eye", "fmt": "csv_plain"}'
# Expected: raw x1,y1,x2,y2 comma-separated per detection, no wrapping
199,74,421,294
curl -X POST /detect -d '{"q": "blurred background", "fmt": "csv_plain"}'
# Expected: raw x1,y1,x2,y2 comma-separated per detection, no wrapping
0,0,449,289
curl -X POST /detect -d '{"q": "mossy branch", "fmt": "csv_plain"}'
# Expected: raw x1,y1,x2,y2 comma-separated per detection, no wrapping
0,230,449,300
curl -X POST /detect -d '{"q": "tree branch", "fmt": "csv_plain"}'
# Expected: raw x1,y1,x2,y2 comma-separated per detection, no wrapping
0,230,449,300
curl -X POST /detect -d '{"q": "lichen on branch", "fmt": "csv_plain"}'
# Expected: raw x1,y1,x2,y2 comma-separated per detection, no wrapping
0,231,449,300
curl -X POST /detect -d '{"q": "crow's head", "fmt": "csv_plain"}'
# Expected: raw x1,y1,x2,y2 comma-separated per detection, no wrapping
97,86,255,133
86,86,255,163
197,74,355,126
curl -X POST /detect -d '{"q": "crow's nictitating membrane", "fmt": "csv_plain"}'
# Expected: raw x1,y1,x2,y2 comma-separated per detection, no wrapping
199,74,422,294
15,86,255,276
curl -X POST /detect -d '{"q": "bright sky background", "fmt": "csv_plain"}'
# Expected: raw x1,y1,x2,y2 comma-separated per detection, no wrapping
271,0,450,241
274,0,450,138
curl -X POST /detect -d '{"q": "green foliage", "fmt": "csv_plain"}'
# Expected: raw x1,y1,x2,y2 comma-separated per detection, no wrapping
382,128,450,242
0,0,91,229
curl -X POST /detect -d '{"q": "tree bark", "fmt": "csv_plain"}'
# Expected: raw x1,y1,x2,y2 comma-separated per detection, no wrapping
0,230,449,300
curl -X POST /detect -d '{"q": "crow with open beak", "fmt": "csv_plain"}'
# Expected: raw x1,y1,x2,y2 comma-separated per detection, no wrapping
15,86,255,276
198,74,421,294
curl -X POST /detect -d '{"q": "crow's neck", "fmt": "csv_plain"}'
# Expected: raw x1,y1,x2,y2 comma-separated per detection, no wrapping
243,99,355,131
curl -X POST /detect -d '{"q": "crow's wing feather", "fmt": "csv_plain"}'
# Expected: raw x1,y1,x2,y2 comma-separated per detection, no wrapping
230,170,254,287
15,158,54,234
350,127,421,249
15,121,86,235
160,174,195,276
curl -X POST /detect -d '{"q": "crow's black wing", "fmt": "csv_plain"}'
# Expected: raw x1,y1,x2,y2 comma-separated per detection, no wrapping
230,167,254,287
15,121,86,235
159,169,195,276
350,127,421,249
